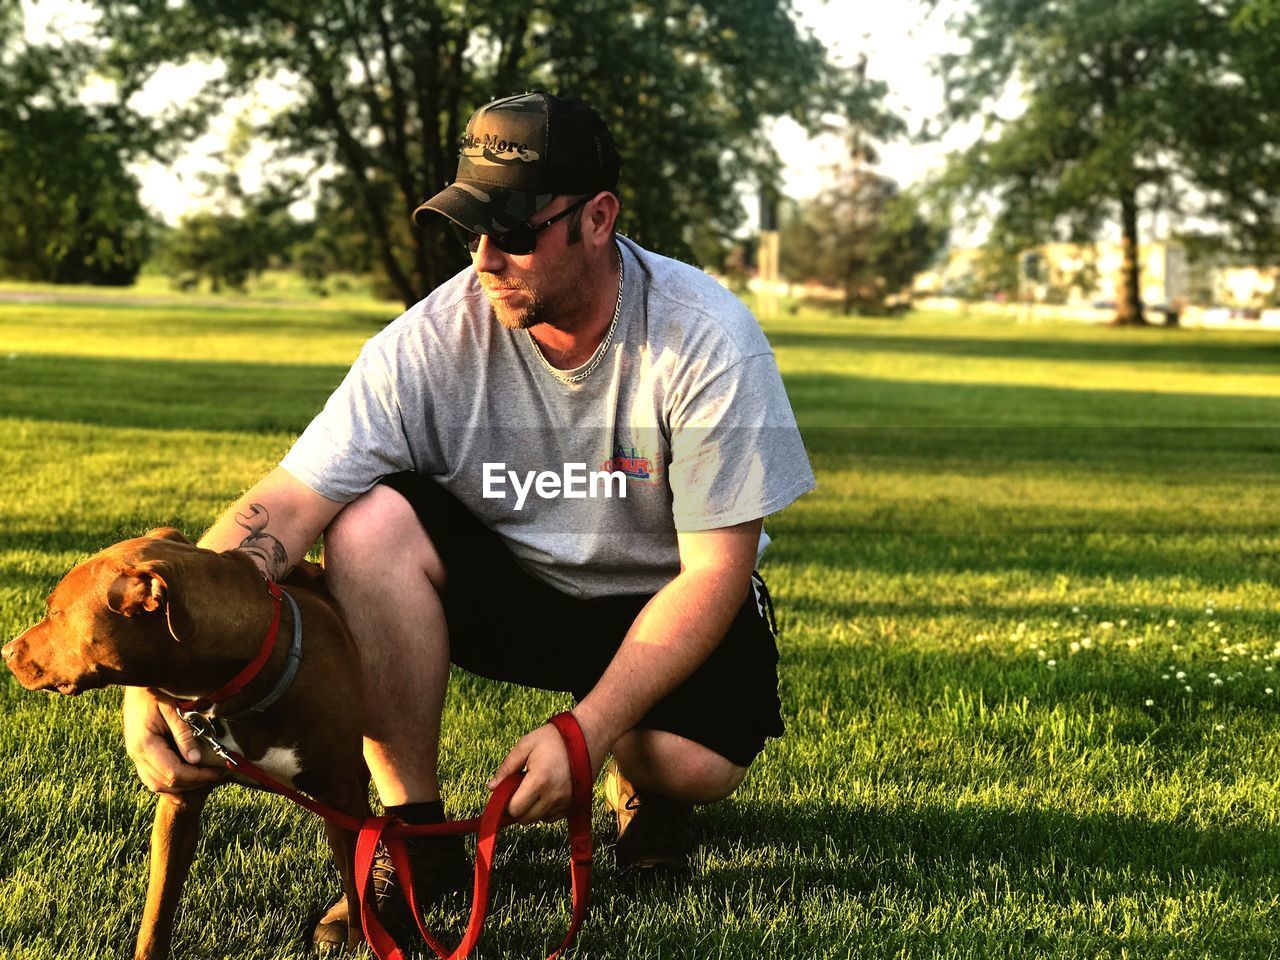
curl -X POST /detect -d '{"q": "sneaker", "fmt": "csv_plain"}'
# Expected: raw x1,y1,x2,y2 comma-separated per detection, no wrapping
312,832,471,949
604,761,694,876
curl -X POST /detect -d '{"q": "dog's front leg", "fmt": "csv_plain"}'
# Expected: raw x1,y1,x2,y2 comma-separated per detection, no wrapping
134,787,212,960
313,779,371,951
322,818,365,949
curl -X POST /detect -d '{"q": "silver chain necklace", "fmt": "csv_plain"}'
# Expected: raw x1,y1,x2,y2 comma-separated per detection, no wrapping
529,245,624,384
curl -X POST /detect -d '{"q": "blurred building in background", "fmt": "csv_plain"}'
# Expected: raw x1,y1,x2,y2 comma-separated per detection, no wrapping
915,242,1280,327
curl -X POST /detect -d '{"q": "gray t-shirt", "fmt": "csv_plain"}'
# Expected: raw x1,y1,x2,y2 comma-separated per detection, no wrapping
282,236,815,597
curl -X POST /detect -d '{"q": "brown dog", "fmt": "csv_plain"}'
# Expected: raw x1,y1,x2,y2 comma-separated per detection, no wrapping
2,528,370,959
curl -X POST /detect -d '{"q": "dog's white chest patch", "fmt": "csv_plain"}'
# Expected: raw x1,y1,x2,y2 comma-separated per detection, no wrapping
219,730,303,786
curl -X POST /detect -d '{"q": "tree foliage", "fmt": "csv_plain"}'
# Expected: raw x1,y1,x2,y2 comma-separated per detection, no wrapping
153,172,307,291
932,0,1280,324
87,0,895,306
0,8,151,284
780,166,945,314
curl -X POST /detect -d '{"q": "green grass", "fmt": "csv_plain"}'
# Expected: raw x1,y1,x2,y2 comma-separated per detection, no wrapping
3,292,1280,959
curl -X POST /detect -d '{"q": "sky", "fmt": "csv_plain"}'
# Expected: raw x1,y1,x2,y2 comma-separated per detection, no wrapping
23,0,977,225
778,0,970,196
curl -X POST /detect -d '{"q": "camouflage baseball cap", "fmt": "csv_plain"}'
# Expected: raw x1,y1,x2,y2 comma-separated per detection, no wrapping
413,91,621,236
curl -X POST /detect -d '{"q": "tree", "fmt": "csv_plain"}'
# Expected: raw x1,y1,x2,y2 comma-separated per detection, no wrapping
88,0,894,307
151,155,311,292
931,0,1280,325
0,8,152,284
780,167,945,314
289,172,382,294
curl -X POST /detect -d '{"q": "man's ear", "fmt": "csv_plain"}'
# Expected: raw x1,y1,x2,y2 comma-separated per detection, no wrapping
144,527,193,545
107,565,168,618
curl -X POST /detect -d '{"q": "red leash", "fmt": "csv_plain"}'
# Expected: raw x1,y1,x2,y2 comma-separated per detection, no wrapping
219,711,593,960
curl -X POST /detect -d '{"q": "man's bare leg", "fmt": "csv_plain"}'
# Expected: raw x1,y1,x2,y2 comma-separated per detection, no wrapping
324,484,450,805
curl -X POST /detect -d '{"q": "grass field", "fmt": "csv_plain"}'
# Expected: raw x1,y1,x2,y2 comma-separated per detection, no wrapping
2,287,1280,959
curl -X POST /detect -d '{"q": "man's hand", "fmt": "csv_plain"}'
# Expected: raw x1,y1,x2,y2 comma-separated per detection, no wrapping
122,686,226,794
487,719,601,824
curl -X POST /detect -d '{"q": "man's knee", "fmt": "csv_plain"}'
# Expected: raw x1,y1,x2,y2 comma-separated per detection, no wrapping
613,729,748,804
324,483,446,589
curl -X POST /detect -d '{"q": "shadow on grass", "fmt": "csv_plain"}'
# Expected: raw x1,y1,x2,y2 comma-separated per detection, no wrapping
0,294,394,328
704,797,1280,892
798,423,1280,471
0,526,215,596
785,371,1280,429
767,328,1280,370
0,353,349,433
762,532,1280,584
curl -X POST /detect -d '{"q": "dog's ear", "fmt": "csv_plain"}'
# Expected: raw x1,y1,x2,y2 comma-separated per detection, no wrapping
144,527,192,545
107,563,194,642
107,565,168,618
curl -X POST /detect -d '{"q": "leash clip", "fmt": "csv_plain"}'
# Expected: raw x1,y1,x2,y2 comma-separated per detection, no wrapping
179,709,240,768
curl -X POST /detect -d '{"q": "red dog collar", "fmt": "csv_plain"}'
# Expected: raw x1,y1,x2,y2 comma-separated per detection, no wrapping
175,580,284,714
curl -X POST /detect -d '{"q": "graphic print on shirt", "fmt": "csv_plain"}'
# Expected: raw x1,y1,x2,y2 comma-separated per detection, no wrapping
603,441,661,484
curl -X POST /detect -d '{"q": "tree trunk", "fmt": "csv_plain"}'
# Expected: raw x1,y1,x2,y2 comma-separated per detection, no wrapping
1113,185,1146,326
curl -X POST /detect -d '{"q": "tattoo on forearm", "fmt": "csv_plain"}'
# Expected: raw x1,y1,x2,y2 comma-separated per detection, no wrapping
234,503,290,580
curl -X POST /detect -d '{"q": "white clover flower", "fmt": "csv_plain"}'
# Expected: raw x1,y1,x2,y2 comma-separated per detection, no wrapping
1072,606,1080,613
1050,621,1059,628
1162,674,1170,680
1037,650,1047,660
1167,619,1177,627
1176,671,1187,680
1267,688,1274,695
1209,672,1218,679
1144,698,1154,707
1100,622,1114,631
1213,625,1222,634
976,634,987,642
1081,637,1093,648
1070,641,1082,654
1172,644,1180,651
1119,619,1128,628
1214,724,1225,732
1213,678,1224,687
1047,659,1057,668
1184,685,1193,693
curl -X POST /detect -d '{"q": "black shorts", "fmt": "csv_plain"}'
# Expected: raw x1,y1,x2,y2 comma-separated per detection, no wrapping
378,471,785,767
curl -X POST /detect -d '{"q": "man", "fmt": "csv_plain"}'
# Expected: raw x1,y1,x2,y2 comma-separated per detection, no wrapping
122,91,815,944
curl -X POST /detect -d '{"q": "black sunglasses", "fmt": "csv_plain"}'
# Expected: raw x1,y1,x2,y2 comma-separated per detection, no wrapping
453,194,592,256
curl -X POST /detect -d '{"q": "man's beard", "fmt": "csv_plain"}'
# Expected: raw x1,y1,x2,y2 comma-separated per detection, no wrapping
480,276,546,330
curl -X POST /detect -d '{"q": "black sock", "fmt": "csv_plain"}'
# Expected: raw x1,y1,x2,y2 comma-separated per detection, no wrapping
386,799,446,824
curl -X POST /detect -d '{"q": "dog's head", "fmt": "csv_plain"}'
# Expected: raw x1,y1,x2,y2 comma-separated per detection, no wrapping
2,528,207,696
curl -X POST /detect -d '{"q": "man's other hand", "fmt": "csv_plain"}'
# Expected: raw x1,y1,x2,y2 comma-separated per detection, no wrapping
122,686,226,794
487,721,589,824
